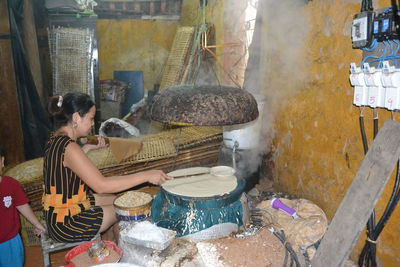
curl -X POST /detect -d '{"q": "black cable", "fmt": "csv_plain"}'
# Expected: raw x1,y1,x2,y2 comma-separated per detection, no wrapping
359,162,400,267
361,0,374,12
283,247,288,267
368,0,373,11
271,230,300,267
358,113,400,267
361,0,367,11
372,161,400,238
359,115,369,154
373,111,378,139
359,113,376,267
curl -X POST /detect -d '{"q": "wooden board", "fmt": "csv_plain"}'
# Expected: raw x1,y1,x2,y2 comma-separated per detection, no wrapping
312,119,400,267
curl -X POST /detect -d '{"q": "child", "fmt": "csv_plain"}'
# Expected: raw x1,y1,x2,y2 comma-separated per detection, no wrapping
0,145,46,267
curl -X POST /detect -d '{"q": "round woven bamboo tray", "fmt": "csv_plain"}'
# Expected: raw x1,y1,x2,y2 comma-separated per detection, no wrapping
113,191,152,221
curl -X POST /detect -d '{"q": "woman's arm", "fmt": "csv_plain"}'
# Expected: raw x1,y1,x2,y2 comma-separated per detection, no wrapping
81,135,108,154
63,142,171,194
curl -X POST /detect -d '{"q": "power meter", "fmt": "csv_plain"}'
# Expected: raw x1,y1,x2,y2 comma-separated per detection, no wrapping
352,11,374,49
373,8,400,41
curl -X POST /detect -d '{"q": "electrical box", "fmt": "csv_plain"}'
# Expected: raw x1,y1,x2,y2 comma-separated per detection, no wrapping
352,11,374,48
373,8,400,41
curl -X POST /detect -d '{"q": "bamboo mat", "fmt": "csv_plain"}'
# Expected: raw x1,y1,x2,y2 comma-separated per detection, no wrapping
159,26,194,90
100,139,222,176
88,138,177,169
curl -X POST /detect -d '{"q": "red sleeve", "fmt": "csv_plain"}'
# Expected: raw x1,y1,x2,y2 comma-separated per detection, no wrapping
8,176,29,206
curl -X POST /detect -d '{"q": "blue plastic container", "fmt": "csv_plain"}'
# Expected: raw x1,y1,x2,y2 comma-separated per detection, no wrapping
113,71,144,117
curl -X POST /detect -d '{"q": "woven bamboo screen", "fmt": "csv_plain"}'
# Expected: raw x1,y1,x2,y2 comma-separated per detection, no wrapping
159,26,195,90
48,26,95,97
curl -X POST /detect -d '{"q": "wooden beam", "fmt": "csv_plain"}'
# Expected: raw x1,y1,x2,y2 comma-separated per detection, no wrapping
0,0,25,164
312,119,400,267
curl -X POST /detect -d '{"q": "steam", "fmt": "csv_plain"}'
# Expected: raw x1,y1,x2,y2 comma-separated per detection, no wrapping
241,0,310,175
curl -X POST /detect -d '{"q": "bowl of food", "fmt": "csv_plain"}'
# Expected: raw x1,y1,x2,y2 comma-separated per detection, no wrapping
113,191,153,221
65,240,122,267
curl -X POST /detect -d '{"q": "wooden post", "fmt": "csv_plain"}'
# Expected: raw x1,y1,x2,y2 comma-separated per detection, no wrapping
312,119,400,267
22,0,44,105
0,0,25,164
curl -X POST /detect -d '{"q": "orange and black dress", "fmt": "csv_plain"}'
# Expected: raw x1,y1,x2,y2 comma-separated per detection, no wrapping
42,135,103,242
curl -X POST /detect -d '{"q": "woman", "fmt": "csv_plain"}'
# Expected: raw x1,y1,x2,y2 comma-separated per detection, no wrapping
42,93,171,242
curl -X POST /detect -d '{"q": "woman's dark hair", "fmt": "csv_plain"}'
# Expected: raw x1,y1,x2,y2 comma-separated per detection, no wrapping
48,93,95,129
0,142,3,157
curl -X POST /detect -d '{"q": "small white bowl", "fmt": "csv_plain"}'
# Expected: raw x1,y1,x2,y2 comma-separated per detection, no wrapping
210,166,235,177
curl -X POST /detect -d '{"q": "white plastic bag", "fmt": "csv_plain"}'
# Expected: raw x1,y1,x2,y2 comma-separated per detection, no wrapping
120,221,176,250
99,118,140,138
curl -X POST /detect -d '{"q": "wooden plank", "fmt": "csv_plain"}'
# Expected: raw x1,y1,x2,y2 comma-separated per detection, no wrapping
312,119,400,267
0,0,25,164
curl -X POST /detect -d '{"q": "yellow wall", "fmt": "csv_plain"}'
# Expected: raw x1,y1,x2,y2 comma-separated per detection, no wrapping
97,20,178,92
262,0,399,265
97,0,226,92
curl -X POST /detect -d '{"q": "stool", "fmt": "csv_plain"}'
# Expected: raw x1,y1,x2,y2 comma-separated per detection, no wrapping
40,231,100,267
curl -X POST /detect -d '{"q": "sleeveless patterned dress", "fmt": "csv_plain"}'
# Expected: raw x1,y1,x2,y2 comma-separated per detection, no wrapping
42,135,103,242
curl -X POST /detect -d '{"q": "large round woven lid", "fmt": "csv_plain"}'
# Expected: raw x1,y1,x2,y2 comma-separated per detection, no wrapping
150,85,259,126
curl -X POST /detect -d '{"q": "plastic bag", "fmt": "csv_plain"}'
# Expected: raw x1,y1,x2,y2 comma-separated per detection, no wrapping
118,236,159,267
99,118,140,138
120,221,176,250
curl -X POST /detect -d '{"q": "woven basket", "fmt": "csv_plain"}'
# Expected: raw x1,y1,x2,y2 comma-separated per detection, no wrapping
4,157,43,184
113,191,152,221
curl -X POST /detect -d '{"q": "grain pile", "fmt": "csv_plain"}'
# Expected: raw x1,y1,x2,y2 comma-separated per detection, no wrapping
114,191,152,208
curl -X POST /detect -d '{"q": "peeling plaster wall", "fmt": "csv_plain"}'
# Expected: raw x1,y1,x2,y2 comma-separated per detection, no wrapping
262,0,400,265
97,20,178,92
97,0,225,91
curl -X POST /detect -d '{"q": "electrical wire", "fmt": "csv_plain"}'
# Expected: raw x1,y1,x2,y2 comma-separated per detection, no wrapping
363,39,378,52
361,0,373,11
359,160,400,267
361,40,400,68
268,228,300,267
359,113,369,154
358,111,400,267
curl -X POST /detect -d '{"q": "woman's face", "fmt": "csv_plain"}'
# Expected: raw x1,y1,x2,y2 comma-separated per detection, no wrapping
76,106,96,136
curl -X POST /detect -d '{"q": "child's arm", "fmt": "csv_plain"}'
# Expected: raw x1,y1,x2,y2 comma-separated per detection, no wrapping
16,204,46,236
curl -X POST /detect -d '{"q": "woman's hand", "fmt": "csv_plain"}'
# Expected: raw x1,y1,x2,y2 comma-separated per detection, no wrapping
82,136,108,153
145,170,173,185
